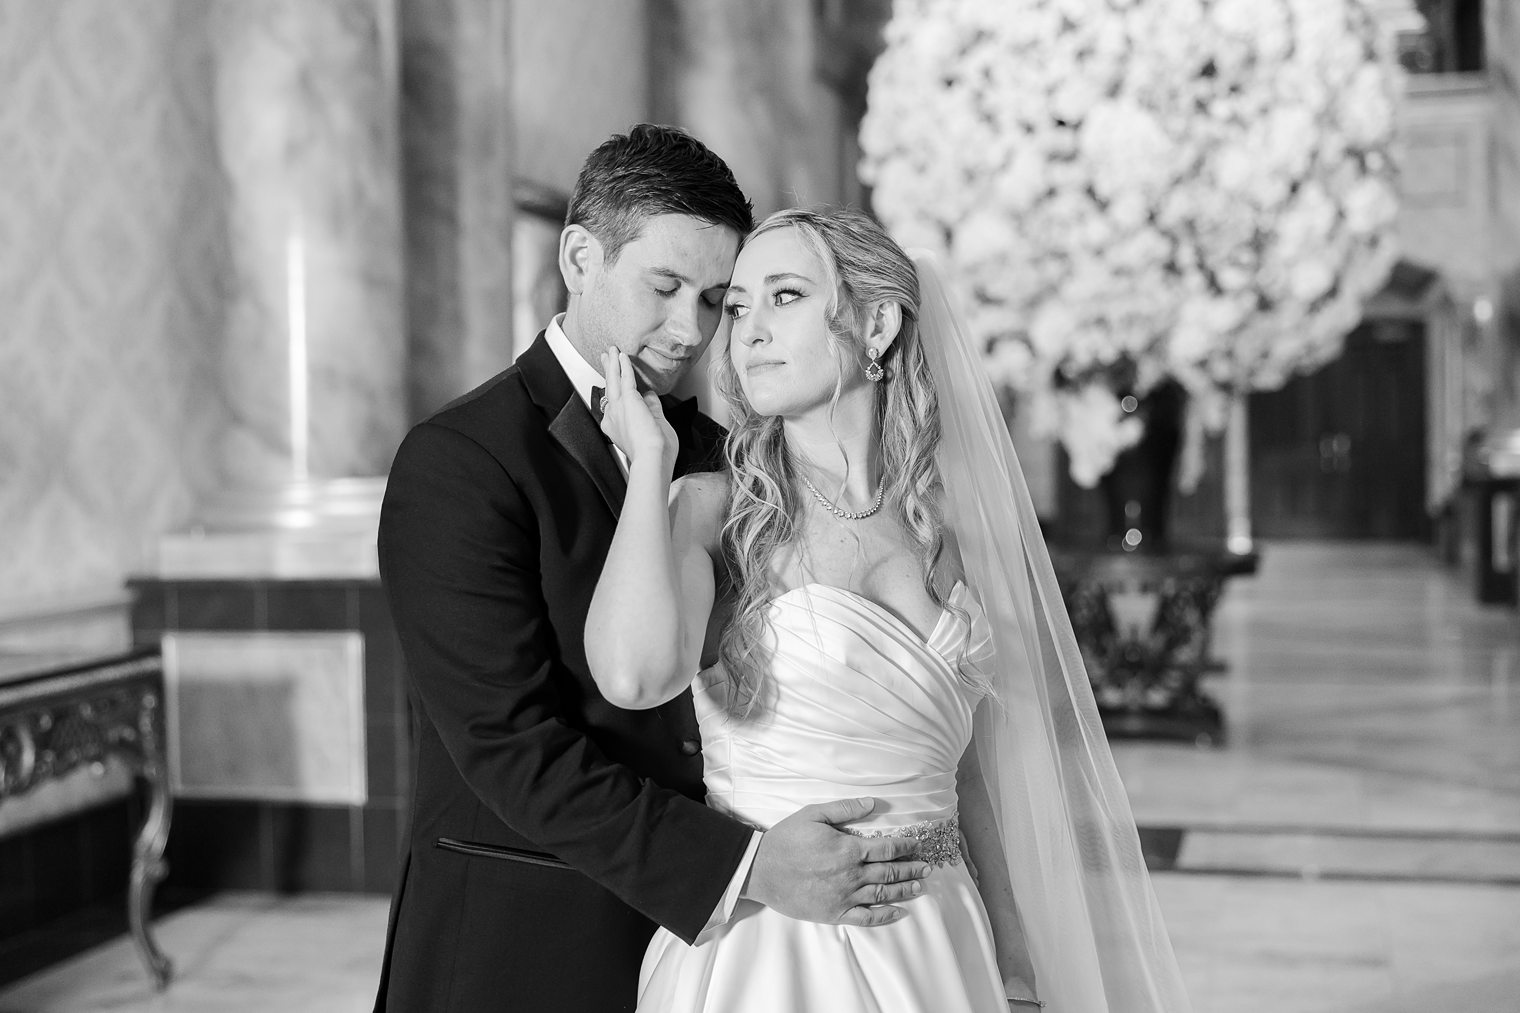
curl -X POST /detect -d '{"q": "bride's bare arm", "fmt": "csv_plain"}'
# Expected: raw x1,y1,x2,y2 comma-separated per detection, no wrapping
585,349,724,710
958,733,1040,1002
589,472,724,709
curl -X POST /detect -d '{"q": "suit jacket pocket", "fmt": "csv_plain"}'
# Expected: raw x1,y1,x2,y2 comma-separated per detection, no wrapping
434,837,572,870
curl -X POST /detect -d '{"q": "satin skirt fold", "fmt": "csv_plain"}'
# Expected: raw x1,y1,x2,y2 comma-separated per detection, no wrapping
640,861,1006,1013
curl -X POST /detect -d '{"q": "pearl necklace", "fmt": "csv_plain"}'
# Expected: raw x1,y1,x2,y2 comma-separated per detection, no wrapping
799,474,884,521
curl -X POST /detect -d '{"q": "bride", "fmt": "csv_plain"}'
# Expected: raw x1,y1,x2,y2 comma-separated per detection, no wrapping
586,206,1191,1012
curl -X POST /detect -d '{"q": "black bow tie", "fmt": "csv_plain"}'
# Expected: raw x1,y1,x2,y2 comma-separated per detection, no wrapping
590,386,700,432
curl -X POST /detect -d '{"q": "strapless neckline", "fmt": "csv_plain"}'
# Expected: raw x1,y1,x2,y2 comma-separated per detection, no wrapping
772,580,964,655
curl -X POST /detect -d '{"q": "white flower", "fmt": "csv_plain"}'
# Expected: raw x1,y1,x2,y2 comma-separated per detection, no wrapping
1263,106,1318,180
986,338,1034,390
860,0,1400,483
1051,384,1146,488
1289,259,1337,303
1344,177,1398,236
1341,63,1398,145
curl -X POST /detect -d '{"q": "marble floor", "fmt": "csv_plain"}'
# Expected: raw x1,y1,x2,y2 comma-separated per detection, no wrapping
1120,541,1520,1012
1,542,1516,1012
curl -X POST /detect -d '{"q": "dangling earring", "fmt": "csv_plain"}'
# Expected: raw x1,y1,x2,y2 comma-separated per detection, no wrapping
865,346,886,383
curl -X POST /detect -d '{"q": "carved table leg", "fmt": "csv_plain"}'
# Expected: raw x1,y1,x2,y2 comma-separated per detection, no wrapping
1063,570,1230,746
129,691,174,989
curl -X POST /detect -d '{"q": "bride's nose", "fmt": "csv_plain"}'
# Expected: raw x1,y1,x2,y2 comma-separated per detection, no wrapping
736,312,769,346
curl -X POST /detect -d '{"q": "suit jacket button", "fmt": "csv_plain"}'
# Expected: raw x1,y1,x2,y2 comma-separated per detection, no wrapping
679,739,701,757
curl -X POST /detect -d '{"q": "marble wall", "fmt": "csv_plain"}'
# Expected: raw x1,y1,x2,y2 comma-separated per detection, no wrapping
511,0,650,192
1486,0,1520,431
0,0,893,622
0,0,228,614
1396,79,1496,299
650,0,852,217
211,0,407,486
401,0,652,416
1489,1,1520,271
400,0,515,418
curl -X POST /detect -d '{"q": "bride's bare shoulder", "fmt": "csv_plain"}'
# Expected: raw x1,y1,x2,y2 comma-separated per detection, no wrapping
671,469,730,504
669,471,731,548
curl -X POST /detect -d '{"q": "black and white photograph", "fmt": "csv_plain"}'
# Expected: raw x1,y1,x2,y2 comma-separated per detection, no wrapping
0,1,1516,1011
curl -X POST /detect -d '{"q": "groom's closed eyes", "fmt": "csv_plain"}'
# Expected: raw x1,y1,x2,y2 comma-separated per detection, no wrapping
648,266,729,310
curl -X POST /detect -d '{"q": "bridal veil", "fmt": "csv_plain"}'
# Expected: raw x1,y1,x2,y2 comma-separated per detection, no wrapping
914,252,1193,1012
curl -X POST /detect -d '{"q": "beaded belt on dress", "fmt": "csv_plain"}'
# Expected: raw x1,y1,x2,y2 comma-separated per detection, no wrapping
844,813,962,867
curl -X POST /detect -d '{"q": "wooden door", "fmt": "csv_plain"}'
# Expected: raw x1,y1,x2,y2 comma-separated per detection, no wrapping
1249,321,1429,539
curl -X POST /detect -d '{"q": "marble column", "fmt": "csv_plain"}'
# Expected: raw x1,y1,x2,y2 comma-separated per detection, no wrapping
1225,395,1254,555
649,0,830,217
400,0,516,419
206,0,406,526
1485,273,1520,475
157,0,405,576
1485,3,1520,469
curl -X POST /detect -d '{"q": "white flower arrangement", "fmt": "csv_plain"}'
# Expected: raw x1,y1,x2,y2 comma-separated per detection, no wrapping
860,0,1402,486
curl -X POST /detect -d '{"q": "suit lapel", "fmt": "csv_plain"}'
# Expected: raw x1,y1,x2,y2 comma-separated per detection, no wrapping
549,399,627,516
520,333,627,516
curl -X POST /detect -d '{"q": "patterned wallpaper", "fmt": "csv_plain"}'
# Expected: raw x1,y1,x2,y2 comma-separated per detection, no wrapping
0,0,228,609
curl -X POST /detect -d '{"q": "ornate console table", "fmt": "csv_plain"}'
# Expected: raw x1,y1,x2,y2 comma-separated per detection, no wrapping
1051,546,1258,747
0,648,173,988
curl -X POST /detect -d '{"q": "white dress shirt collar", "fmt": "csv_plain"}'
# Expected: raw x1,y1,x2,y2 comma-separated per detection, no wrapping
543,314,605,413
542,314,628,474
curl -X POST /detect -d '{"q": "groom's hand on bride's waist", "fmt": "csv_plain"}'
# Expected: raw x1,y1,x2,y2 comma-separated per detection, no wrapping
742,797,930,927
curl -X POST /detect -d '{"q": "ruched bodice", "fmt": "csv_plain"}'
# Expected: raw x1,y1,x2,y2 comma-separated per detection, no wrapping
638,580,1007,1012
692,581,989,833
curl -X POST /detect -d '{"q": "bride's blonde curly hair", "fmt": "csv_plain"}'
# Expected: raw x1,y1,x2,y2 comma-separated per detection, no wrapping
715,207,950,714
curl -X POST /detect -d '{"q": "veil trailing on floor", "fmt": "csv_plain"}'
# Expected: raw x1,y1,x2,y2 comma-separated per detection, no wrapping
913,252,1192,1012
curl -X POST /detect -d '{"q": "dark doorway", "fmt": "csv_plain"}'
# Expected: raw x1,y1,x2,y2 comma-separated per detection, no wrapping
1399,0,1486,74
1250,320,1429,539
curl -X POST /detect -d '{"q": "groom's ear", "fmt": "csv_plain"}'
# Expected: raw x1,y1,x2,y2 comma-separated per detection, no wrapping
559,224,602,296
864,299,903,354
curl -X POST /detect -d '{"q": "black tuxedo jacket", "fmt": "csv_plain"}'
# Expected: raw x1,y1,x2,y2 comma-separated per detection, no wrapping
374,333,752,1012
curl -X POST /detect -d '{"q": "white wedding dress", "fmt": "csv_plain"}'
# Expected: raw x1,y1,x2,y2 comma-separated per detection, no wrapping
638,581,1009,1013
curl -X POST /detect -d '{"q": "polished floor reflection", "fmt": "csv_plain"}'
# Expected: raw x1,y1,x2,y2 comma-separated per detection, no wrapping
1122,541,1520,1013
0,893,389,1013
1,542,1516,1012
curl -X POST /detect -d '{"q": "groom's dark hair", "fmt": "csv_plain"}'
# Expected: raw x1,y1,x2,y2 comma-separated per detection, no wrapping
567,123,753,263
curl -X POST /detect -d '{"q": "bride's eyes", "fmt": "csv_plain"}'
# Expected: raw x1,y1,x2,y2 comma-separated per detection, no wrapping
725,286,804,320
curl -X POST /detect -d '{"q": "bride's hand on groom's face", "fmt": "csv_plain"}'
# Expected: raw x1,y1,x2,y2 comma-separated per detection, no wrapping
745,797,931,928
600,349,677,471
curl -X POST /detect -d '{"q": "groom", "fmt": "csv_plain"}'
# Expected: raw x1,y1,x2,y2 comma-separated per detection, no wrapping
374,124,930,1012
